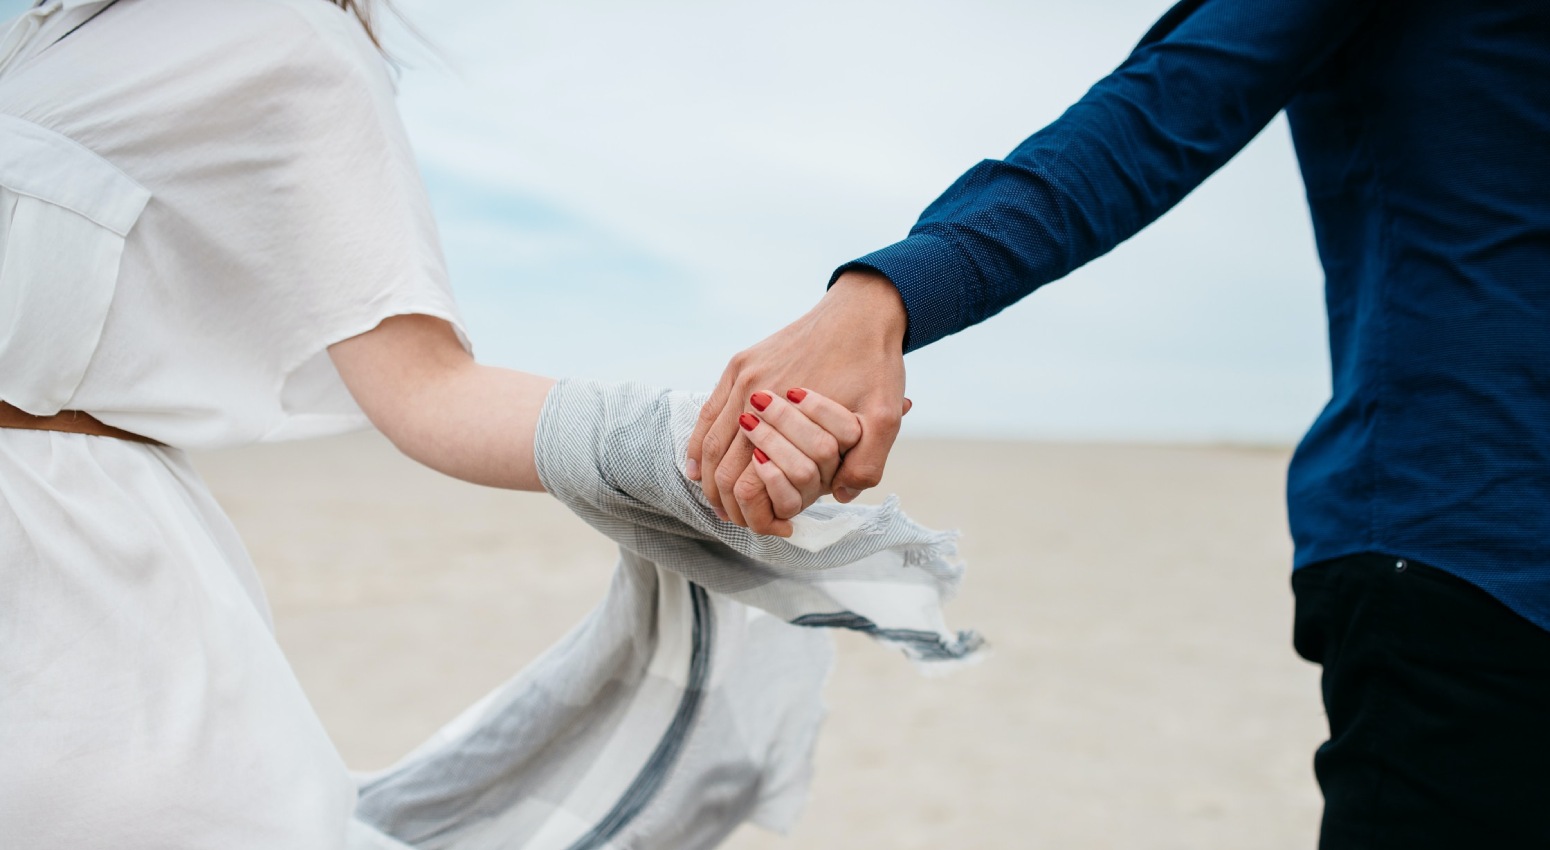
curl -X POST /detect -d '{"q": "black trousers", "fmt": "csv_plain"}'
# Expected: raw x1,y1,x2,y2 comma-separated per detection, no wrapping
1293,553,1550,849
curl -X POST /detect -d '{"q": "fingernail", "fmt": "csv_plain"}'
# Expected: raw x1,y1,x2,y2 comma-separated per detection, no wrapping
786,388,808,404
753,448,769,464
739,413,759,431
685,457,700,479
750,391,772,411
713,506,729,521
835,486,857,502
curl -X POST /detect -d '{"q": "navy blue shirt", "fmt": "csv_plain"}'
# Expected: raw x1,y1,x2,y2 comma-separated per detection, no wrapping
840,0,1550,628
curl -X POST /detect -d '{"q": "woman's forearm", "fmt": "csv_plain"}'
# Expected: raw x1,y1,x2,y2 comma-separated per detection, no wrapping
328,314,556,491
384,360,555,490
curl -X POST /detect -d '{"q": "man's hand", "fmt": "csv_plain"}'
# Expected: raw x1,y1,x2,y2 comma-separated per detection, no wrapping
687,269,909,533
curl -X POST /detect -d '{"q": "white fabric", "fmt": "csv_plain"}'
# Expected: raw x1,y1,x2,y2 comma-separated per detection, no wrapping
0,1,460,847
0,430,359,847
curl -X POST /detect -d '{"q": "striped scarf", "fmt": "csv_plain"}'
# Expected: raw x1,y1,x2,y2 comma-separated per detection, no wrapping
349,380,984,849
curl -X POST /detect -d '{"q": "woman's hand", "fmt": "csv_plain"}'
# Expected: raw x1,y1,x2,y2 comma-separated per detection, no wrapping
687,270,909,532
730,387,862,537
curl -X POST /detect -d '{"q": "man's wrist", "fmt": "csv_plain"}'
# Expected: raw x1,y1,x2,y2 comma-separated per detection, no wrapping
826,269,908,351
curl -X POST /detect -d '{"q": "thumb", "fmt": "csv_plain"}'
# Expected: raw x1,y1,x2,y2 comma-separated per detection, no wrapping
832,414,899,502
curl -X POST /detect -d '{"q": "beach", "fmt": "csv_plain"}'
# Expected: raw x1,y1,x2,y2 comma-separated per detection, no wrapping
194,433,1325,849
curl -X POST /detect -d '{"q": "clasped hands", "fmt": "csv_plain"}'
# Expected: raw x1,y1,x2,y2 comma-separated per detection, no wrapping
686,270,911,537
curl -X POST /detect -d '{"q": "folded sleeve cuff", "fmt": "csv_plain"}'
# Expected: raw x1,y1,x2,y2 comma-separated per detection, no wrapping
830,233,976,353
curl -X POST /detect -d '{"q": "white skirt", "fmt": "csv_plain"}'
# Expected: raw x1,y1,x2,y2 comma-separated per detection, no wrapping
0,429,358,849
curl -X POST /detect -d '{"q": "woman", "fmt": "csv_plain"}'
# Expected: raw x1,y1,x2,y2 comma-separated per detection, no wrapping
0,1,975,847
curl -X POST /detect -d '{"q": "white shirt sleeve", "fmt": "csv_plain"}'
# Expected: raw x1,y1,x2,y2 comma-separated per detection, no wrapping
0,0,471,447
245,4,473,441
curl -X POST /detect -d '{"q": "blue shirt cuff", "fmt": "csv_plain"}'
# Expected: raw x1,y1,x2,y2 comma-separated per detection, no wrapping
830,233,975,353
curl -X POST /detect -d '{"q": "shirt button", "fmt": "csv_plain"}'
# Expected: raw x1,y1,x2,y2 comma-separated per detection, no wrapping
1394,559,1408,573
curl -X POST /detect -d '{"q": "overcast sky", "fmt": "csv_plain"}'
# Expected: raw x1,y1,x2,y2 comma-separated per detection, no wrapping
385,0,1333,444
4,0,1336,443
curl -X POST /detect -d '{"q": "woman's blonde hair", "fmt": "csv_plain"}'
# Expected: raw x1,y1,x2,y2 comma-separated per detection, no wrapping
330,0,382,47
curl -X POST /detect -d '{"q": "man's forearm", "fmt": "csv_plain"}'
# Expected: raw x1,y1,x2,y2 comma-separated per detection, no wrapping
836,0,1378,353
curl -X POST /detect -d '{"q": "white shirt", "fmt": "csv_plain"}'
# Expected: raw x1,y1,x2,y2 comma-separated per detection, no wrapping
0,0,466,449
0,1,463,846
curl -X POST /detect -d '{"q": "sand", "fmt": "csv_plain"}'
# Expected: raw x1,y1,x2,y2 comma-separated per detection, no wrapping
192,433,1325,849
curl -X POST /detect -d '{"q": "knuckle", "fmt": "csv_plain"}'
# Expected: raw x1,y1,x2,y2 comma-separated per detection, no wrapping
779,496,806,520
843,463,884,489
714,464,741,492
816,434,840,464
867,406,902,433
700,431,725,461
790,464,819,490
732,476,763,503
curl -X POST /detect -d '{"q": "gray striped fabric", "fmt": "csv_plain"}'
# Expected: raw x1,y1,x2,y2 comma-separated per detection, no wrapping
348,380,984,850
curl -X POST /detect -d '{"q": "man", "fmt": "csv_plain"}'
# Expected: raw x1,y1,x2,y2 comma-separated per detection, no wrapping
686,0,1550,846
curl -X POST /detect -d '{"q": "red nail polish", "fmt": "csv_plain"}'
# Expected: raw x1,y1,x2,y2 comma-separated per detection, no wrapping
739,413,759,431
786,388,808,404
750,391,772,411
753,448,769,464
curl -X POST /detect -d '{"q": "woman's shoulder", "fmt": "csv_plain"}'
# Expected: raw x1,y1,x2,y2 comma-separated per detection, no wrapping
0,0,392,108
146,0,390,87
0,0,400,161
235,0,388,77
